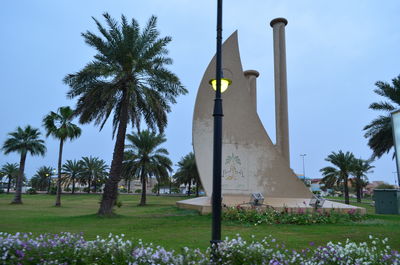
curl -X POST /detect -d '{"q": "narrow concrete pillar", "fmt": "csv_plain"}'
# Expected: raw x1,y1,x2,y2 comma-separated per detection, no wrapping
244,70,260,111
270,17,290,165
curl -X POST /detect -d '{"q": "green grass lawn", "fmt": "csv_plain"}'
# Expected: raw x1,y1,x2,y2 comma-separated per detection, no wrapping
1,193,400,251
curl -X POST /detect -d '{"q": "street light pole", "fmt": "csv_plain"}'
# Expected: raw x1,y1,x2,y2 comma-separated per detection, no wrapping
300,154,306,179
211,0,224,248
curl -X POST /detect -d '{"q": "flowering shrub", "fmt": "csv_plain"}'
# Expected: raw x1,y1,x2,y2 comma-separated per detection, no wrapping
1,232,398,264
222,206,365,225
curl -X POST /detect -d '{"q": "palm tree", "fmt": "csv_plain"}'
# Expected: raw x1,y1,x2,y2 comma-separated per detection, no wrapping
124,130,172,206
30,166,55,191
0,163,19,193
64,13,186,216
43,106,81,206
351,158,374,203
2,126,46,204
320,151,355,204
174,152,201,197
62,160,83,194
80,156,109,193
364,75,400,159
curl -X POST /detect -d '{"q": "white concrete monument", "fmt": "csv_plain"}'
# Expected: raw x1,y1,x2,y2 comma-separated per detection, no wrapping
177,19,364,214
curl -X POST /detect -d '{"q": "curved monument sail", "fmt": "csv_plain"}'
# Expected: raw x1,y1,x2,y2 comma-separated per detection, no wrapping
192,31,311,199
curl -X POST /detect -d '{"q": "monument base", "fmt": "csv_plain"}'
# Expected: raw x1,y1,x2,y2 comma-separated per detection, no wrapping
176,195,366,215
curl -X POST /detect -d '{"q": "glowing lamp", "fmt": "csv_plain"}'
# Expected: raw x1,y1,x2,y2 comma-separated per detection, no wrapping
209,78,232,93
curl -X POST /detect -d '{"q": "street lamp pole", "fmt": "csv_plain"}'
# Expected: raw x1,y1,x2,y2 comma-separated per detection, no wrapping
300,154,306,179
211,0,224,247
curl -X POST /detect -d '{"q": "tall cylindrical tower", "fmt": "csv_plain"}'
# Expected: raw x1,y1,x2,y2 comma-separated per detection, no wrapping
244,70,260,111
270,17,290,165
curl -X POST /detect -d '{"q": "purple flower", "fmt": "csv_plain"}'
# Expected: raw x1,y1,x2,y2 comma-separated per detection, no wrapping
15,249,24,258
309,242,315,246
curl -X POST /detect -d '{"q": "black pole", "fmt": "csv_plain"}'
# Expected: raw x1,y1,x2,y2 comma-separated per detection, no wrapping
211,0,223,249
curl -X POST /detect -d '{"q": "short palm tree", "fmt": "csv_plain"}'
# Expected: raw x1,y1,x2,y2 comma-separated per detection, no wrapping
30,166,55,191
64,13,187,216
174,152,201,197
364,75,400,158
0,163,19,193
43,106,81,206
320,151,355,204
351,158,374,203
62,160,83,194
2,126,46,204
80,156,109,193
124,130,172,206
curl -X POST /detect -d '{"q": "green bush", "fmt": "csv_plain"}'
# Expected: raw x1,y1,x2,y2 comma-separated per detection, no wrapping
0,189,4,194
64,187,71,192
49,186,57,195
119,188,127,193
134,189,142,193
171,187,180,194
26,188,37,195
222,206,365,225
83,187,90,193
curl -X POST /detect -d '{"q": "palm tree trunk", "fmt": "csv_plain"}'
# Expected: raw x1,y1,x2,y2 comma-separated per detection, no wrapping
72,177,75,194
139,168,147,206
12,152,26,204
127,179,131,193
169,178,172,194
188,182,191,196
55,139,64,207
196,182,199,197
98,89,129,216
87,179,91,193
7,177,11,194
343,175,350,204
48,177,51,194
356,177,361,203
93,176,97,193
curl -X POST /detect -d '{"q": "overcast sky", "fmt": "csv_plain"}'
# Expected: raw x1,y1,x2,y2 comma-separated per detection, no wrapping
1,0,399,185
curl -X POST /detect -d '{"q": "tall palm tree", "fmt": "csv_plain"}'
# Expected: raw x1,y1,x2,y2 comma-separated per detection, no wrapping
64,13,186,216
320,151,355,204
174,152,201,197
0,163,19,194
43,106,81,207
351,158,374,203
62,160,83,194
80,156,109,193
2,126,46,204
30,166,55,191
124,130,172,206
364,75,400,159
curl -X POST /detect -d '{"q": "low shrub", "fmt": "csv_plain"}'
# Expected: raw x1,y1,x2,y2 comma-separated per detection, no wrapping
0,232,398,264
119,188,127,193
26,188,37,195
0,189,4,194
64,187,71,192
49,186,57,195
222,206,365,225
134,189,142,193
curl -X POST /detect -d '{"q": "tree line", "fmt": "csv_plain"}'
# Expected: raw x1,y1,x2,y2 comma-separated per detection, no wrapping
320,75,400,204
0,13,190,216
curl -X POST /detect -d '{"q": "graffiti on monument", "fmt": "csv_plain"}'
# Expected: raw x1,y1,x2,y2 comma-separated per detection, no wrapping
222,153,248,190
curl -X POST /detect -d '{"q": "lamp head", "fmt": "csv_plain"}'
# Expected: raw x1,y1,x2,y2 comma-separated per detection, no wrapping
209,78,232,93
